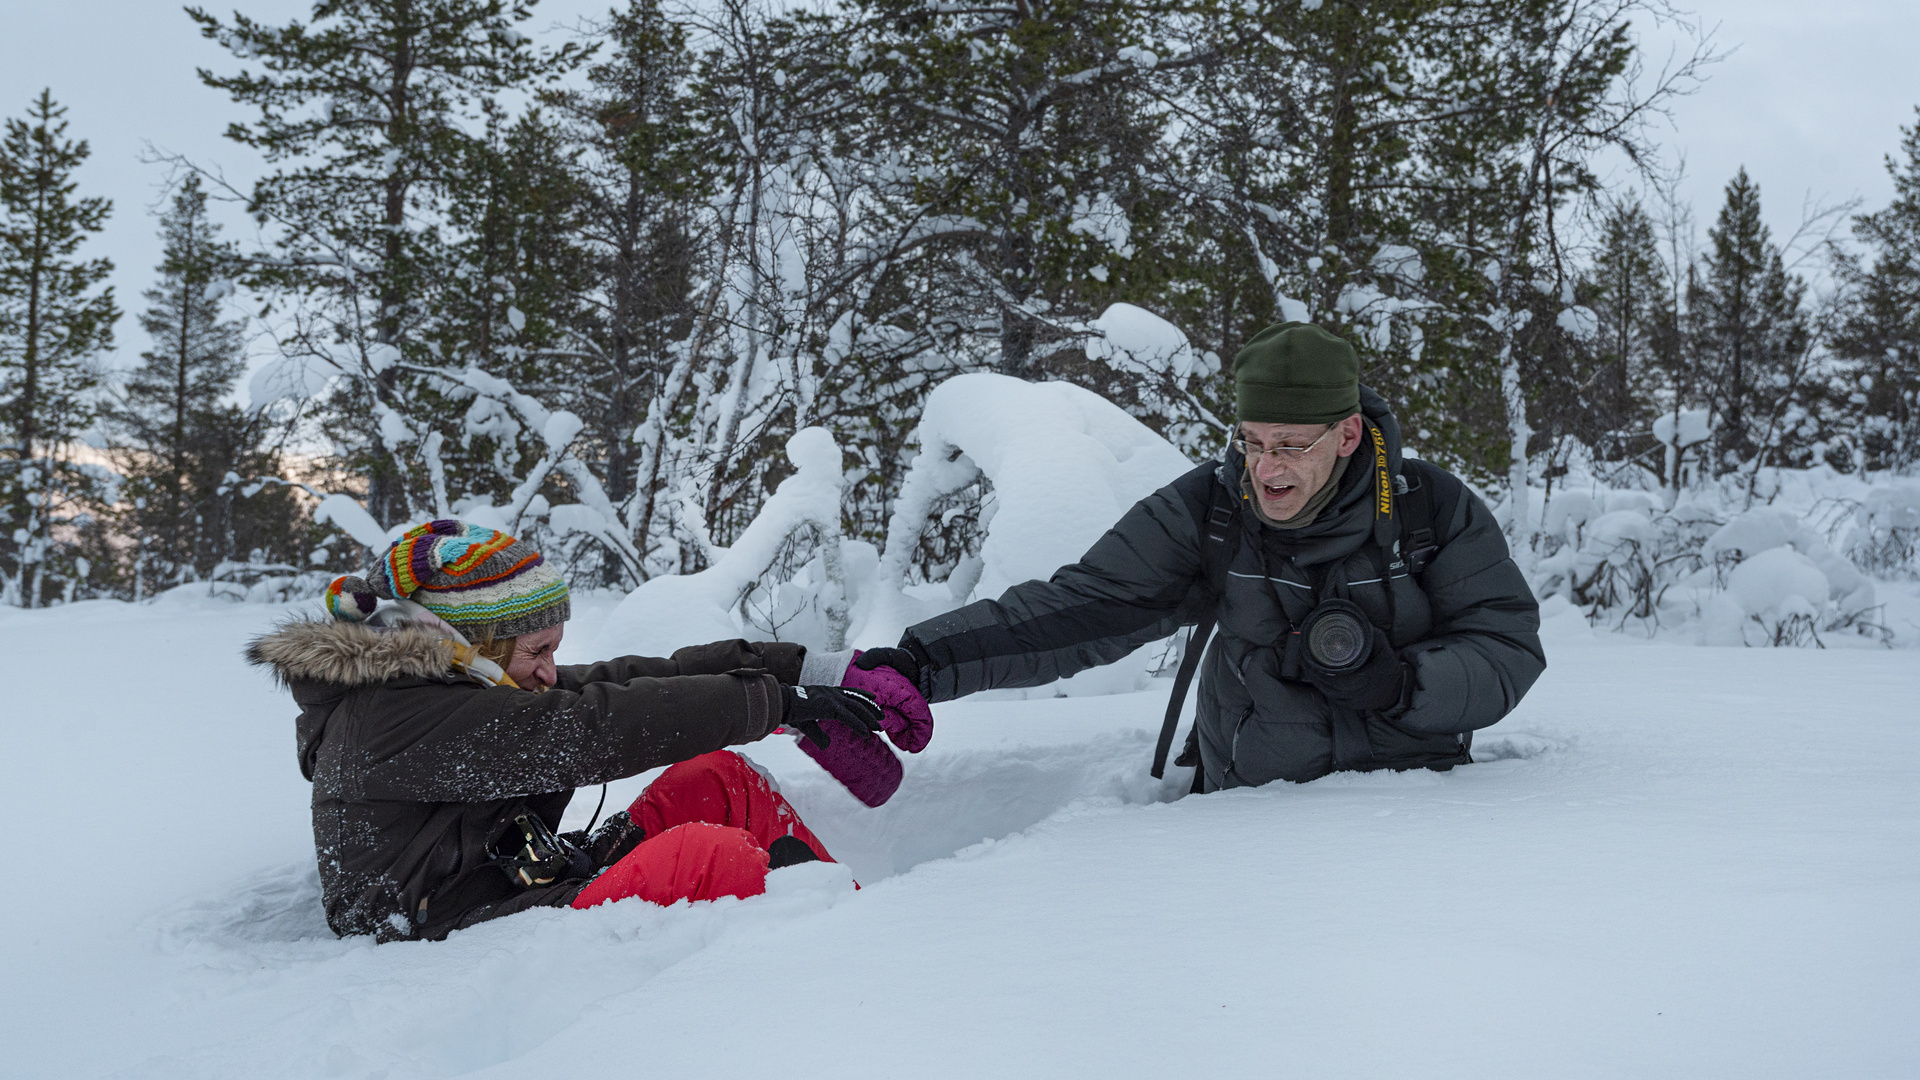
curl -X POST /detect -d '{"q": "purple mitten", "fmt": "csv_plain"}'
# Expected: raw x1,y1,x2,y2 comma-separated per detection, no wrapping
842,650,936,753
795,719,903,807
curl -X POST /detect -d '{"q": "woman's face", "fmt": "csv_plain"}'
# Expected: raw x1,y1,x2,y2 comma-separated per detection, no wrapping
504,623,565,690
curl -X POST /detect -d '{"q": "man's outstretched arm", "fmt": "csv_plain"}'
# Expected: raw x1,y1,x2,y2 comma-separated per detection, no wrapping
901,472,1211,702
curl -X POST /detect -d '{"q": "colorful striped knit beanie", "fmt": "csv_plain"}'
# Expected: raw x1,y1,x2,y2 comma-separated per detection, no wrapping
324,519,570,640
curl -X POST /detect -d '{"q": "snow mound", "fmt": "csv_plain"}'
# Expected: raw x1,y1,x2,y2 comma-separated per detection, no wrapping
1728,547,1830,618
880,372,1193,603
593,428,848,658
864,373,1194,692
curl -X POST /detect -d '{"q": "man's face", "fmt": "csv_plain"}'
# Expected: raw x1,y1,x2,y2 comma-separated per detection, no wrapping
504,622,565,691
1240,415,1365,520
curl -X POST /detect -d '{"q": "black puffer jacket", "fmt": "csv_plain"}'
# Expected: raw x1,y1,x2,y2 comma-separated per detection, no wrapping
247,621,800,940
902,388,1545,789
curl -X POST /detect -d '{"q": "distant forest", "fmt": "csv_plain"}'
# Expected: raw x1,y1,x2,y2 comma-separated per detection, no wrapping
3,0,1917,606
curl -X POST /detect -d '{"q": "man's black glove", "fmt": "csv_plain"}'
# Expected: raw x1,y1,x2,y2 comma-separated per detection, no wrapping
852,646,924,695
1303,627,1408,714
780,684,884,750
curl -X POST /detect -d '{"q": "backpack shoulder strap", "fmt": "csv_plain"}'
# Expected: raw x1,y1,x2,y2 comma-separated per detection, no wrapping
1152,464,1241,780
1395,459,1465,578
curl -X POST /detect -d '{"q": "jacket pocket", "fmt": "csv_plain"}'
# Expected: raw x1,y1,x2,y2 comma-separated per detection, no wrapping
1226,692,1335,787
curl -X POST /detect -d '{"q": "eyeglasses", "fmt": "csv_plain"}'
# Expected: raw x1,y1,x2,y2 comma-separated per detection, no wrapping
1234,425,1336,464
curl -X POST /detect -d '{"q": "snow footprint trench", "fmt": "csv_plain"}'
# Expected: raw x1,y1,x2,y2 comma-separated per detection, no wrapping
159,724,1565,957
125,730,1196,1072
136,724,1567,1079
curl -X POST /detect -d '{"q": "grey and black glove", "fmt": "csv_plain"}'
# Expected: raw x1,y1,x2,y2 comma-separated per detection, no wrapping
1303,627,1408,714
852,645,923,691
780,684,884,750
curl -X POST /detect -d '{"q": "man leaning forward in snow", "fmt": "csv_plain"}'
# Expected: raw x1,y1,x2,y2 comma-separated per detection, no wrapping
872,321,1546,790
248,520,931,942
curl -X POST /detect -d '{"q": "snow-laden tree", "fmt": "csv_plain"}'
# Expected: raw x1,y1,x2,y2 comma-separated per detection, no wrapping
139,0,1737,605
1582,196,1674,460
110,174,306,590
0,90,119,608
1157,0,1505,461
1686,169,1810,478
1832,109,1920,474
188,0,588,528
1429,0,1708,552
839,0,1181,378
548,0,709,584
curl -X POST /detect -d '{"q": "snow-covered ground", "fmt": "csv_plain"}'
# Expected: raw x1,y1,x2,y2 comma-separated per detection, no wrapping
3,589,1916,1079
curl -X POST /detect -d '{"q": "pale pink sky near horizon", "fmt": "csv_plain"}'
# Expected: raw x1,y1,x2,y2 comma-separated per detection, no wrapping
6,0,1919,373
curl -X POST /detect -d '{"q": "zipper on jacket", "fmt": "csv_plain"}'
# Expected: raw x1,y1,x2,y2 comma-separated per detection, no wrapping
1223,703,1257,786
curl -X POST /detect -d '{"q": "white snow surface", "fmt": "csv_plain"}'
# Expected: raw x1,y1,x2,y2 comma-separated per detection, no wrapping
3,593,1916,1079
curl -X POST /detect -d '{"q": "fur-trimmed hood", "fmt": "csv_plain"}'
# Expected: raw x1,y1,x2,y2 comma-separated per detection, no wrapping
247,618,457,688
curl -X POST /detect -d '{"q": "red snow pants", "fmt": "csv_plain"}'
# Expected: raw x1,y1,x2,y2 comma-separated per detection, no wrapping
570,751,836,910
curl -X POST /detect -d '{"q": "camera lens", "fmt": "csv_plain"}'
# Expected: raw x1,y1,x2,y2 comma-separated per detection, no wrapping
1302,600,1372,674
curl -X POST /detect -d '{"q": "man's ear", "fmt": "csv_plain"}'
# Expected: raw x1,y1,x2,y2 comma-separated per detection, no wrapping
1335,413,1366,457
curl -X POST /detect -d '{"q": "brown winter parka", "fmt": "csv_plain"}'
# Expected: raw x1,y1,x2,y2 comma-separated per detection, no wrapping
247,620,801,941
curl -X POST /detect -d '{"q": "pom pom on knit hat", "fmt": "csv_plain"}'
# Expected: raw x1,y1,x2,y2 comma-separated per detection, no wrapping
368,519,570,640
324,576,379,622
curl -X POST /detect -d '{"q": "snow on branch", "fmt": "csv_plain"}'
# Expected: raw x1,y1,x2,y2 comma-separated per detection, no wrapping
591,428,850,659
878,373,1192,604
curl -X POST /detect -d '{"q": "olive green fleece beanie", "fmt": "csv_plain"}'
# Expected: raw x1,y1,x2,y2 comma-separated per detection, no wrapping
1232,321,1361,425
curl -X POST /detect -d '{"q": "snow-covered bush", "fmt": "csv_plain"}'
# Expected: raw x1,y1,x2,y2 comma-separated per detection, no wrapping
1846,479,1920,579
1704,547,1832,647
1527,464,1898,647
1534,489,1675,621
591,373,1194,695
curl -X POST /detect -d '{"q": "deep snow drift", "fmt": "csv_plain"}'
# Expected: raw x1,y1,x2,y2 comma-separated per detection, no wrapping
1,591,1915,1079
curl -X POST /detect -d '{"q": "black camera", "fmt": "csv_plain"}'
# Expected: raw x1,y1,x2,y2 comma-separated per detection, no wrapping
1296,598,1374,676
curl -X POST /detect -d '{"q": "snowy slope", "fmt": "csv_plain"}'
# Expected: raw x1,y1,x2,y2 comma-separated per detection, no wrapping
1,595,1915,1079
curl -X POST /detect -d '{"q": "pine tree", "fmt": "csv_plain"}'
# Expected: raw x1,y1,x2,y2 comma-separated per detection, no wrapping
1687,168,1808,475
843,0,1176,377
1421,0,1670,543
554,0,708,583
189,0,586,528
1582,196,1673,463
112,174,304,588
419,102,595,520
0,90,119,607
1832,109,1920,473
1157,0,1438,439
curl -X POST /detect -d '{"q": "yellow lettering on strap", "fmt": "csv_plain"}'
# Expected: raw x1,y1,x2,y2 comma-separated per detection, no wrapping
1371,425,1392,516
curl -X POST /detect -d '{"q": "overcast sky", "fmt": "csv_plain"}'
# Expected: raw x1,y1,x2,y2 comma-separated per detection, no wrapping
6,0,1919,374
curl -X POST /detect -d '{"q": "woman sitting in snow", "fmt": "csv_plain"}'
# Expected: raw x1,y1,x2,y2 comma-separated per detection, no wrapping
247,519,933,942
